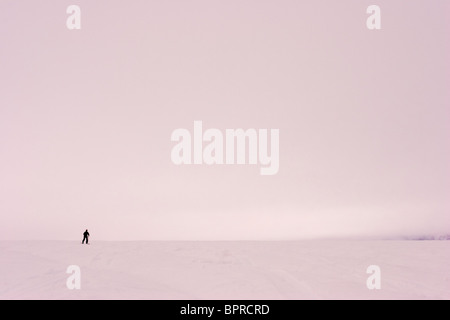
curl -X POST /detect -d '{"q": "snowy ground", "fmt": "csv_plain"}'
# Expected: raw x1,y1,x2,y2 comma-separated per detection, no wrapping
0,240,449,300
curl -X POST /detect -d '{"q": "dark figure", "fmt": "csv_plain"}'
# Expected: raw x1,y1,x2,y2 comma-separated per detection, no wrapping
82,229,90,244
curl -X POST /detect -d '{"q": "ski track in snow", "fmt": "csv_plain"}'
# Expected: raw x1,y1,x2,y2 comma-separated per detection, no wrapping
0,240,449,299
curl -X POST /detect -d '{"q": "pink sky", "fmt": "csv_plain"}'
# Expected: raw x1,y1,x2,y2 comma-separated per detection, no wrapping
0,1,449,240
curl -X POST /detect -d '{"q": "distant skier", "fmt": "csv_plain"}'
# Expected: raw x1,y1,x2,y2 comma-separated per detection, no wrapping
82,229,90,244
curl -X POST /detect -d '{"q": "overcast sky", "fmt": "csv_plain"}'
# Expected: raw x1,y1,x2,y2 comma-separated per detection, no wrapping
0,1,449,240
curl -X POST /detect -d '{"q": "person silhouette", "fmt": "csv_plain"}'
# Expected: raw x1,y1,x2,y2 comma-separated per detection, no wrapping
82,229,90,244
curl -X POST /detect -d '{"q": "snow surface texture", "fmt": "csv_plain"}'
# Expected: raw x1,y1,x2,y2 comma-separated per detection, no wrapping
0,241,449,300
